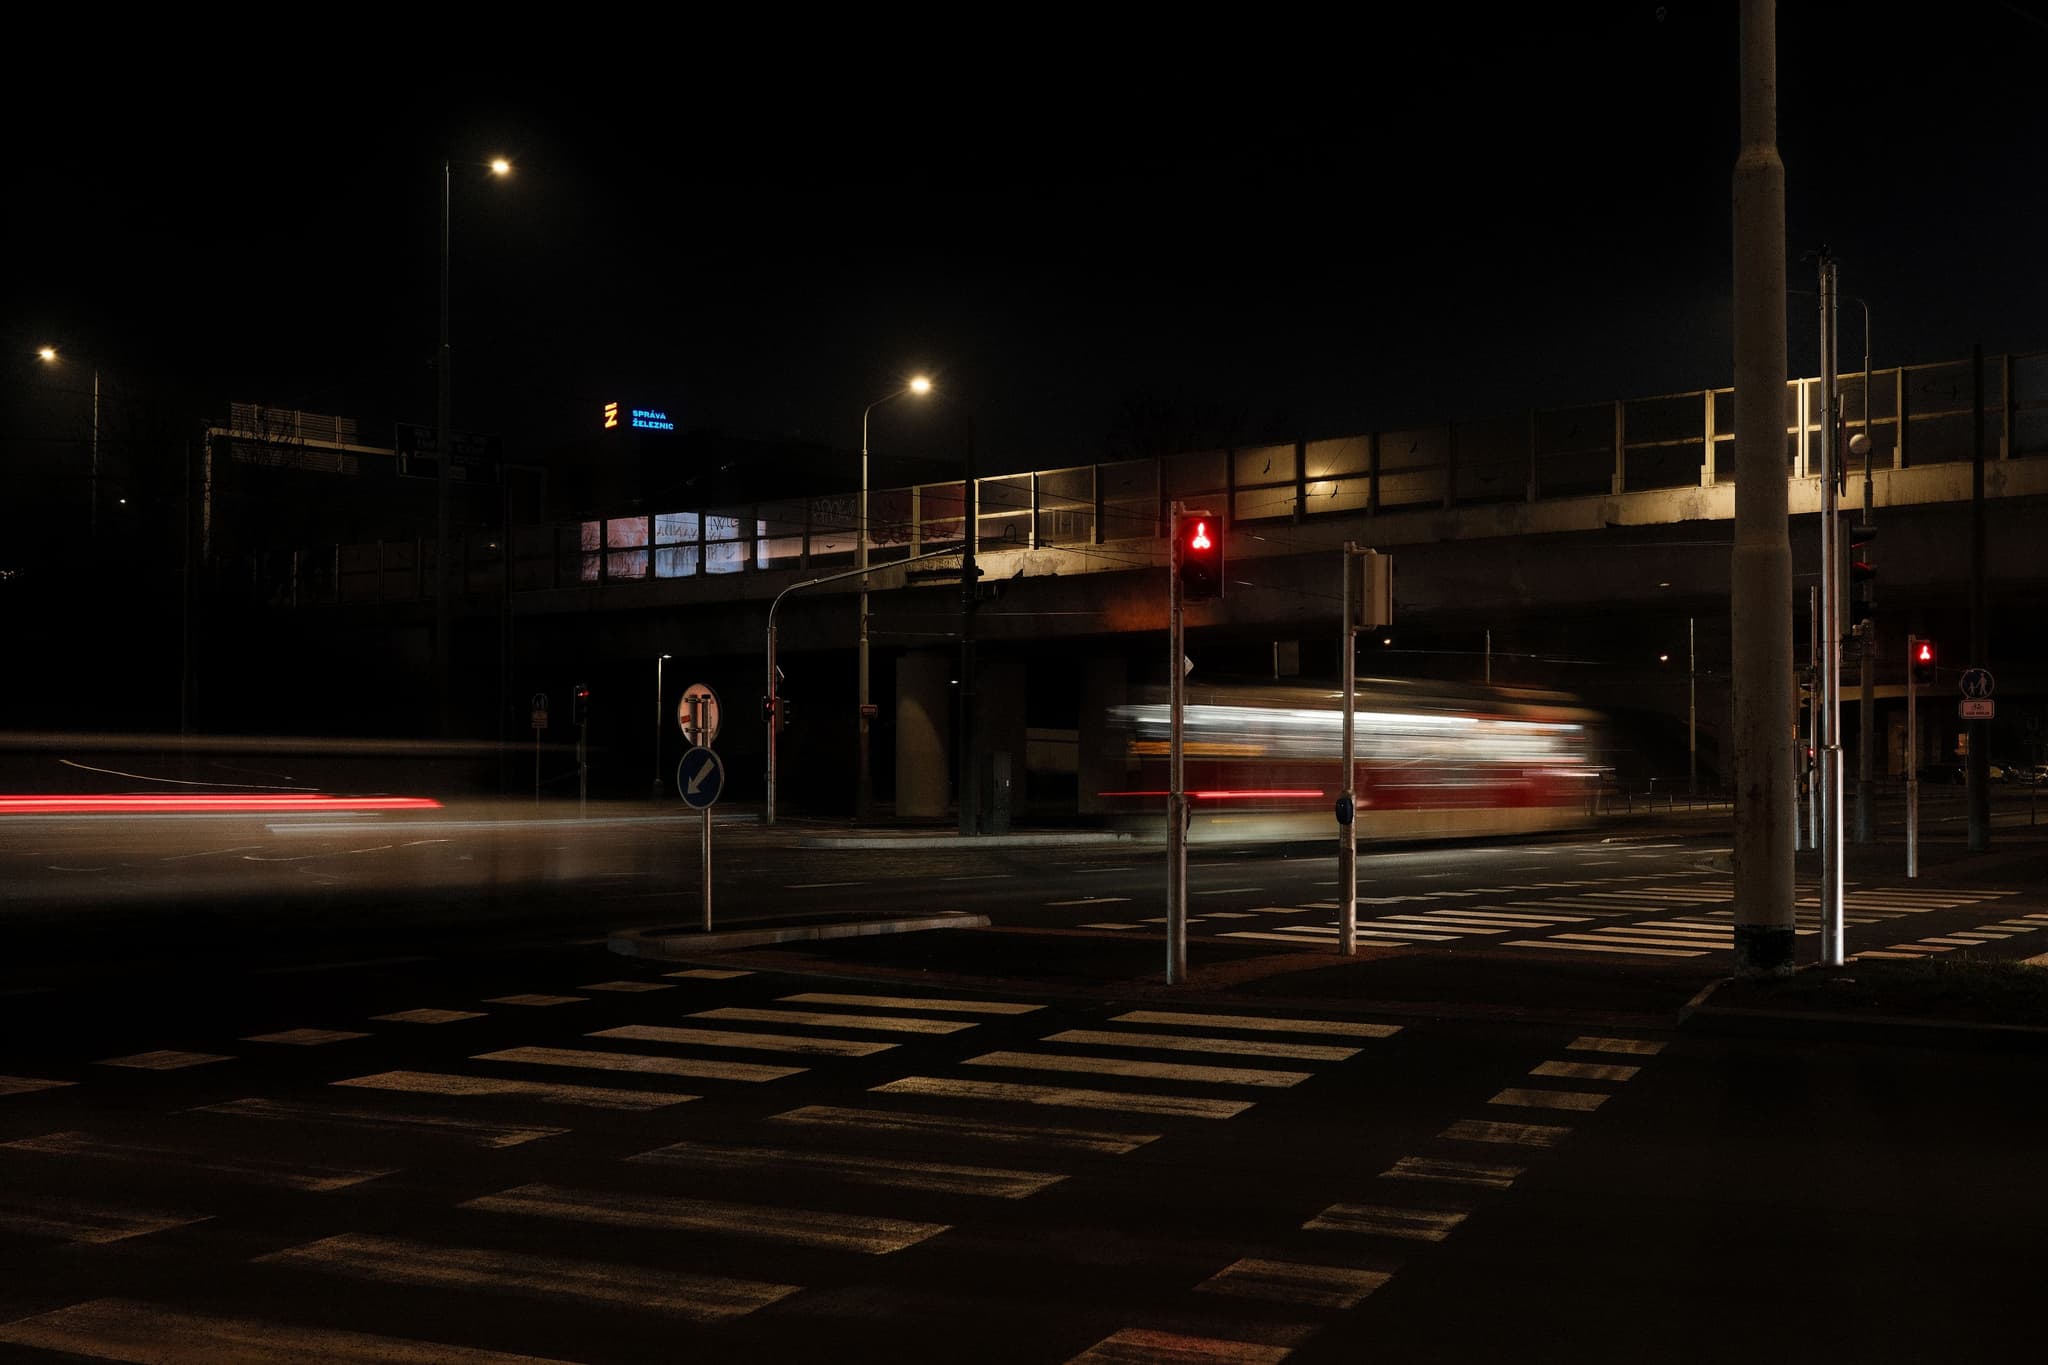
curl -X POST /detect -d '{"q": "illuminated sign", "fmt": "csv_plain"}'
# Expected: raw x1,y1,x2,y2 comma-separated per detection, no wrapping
602,402,674,432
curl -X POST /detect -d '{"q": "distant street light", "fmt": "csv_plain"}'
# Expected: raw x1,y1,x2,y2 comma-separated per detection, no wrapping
855,375,934,821
653,652,672,800
36,345,99,539
434,155,513,738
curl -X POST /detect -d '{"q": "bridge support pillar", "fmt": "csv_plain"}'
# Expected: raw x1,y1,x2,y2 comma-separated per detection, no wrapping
894,650,951,820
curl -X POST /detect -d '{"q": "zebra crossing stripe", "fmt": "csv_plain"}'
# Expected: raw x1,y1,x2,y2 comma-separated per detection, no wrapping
334,1070,696,1111
1531,1060,1639,1082
1196,1257,1391,1310
1380,1155,1523,1189
256,1233,800,1322
474,1047,802,1084
1305,1202,1468,1241
0,1298,578,1364
770,1104,1159,1155
371,1008,486,1025
243,1029,369,1046
460,1183,948,1254
579,981,674,993
1421,910,1590,924
1552,932,1726,950
627,1139,1065,1199
0,1194,210,1246
1370,919,1507,935
1066,1327,1295,1364
0,1130,390,1192
1509,939,1707,958
482,994,585,1007
95,1050,233,1070
664,969,753,980
693,1007,975,1035
1568,1036,1664,1056
1489,1088,1607,1112
590,1025,895,1058
1112,1011,1400,1039
192,1097,567,1149
1,1076,74,1096
871,1075,1254,1120
1042,1029,1359,1063
964,1051,1312,1089
779,992,1042,1015
1440,1118,1571,1147
1223,930,1384,946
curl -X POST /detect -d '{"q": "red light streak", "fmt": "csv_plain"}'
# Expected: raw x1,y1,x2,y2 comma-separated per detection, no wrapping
0,794,443,815
1096,789,1323,801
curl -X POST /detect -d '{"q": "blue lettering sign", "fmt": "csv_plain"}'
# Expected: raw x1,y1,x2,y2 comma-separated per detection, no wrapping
630,407,675,431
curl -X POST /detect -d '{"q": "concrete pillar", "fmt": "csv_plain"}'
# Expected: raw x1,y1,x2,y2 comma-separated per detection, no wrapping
1077,656,1129,816
894,650,951,819
974,656,1030,819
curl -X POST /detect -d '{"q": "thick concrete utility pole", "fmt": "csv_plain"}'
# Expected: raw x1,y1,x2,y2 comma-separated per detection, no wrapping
1730,0,1796,973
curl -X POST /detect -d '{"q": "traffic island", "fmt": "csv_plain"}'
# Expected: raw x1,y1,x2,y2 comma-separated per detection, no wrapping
608,910,990,959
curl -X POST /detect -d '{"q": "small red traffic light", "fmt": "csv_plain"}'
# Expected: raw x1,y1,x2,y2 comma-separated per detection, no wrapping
1916,643,1933,663
1190,521,1211,551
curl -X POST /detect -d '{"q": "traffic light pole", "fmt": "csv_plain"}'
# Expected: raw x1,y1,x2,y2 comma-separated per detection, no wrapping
1337,544,1358,958
1166,502,1189,986
1818,256,1845,967
1907,634,1920,879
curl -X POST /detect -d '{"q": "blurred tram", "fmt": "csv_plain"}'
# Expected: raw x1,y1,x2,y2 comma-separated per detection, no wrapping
1102,679,1604,843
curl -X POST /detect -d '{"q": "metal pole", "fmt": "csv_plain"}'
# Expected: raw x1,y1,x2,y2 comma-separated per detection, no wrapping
1731,0,1796,973
1968,343,1990,851
1807,586,1819,852
435,158,453,738
857,404,873,823
766,622,778,825
1819,257,1844,966
701,805,713,933
653,654,667,800
1907,634,1919,878
958,418,980,837
1688,616,1697,796
577,721,587,820
1167,502,1188,985
1338,544,1358,958
534,725,541,807
90,368,99,542
1484,627,1491,685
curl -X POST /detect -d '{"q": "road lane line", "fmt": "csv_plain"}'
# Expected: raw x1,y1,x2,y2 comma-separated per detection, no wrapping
0,1298,578,1363
1379,1155,1523,1189
1305,1202,1468,1241
0,1130,389,1191
1112,1011,1401,1040
779,992,1042,1015
627,1139,1065,1198
1042,1029,1359,1062
256,1232,800,1321
475,1047,802,1083
1196,1257,1391,1310
193,1097,567,1148
1568,1036,1665,1056
769,1105,1158,1155
963,1050,1311,1089
1531,1060,1640,1082
462,1183,948,1254
590,1024,895,1058
0,1194,209,1246
1489,1087,1608,1112
334,1070,694,1110
1440,1118,1572,1147
695,1007,975,1035
871,1076,1254,1119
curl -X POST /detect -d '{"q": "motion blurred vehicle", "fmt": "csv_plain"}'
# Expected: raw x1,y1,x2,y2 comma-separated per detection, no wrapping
1102,679,1604,843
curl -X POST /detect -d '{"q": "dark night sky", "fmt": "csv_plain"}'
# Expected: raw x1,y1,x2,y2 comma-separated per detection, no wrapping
11,4,2047,478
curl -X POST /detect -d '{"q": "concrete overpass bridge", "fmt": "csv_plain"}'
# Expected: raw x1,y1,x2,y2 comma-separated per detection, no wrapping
225,349,2048,816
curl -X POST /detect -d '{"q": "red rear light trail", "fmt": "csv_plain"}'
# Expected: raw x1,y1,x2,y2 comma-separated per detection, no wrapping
0,794,442,815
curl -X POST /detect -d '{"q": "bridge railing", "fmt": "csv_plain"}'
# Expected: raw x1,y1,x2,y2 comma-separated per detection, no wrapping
251,348,2048,607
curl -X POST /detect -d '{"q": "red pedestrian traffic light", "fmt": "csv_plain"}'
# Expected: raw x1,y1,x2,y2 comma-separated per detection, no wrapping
1180,514,1224,601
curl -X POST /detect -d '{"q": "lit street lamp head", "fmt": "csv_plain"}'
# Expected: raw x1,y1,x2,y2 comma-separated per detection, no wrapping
489,158,512,176
908,375,932,396
37,346,57,362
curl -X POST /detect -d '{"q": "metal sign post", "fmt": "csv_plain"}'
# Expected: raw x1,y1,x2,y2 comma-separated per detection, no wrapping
678,683,723,933
1166,502,1189,986
531,692,547,807
1337,544,1358,958
1906,635,1920,879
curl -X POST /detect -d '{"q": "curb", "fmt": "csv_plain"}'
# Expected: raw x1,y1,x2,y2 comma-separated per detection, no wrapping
794,832,1135,850
1680,1000,2048,1050
608,911,991,959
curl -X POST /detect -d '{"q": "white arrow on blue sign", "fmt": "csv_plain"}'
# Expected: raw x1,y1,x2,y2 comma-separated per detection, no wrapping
678,746,725,809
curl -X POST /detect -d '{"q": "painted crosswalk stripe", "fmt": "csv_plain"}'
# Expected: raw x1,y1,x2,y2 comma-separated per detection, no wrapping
1112,1010,1400,1040
580,980,673,993
1043,1029,1359,1063
1371,919,1507,935
1568,1036,1664,1056
483,994,585,1006
1510,939,1707,958
257,1232,799,1321
591,1024,895,1058
779,992,1042,1015
1380,1155,1523,1189
463,1183,948,1254
475,1046,802,1083
243,1028,369,1046
771,1105,1158,1155
1067,1327,1295,1364
1081,922,1147,930
372,1008,485,1025
334,1070,695,1111
1490,1087,1608,1112
1223,930,1379,946
0,1130,389,1191
1556,932,1729,948
964,1050,1311,1089
0,1194,209,1245
1441,1118,1571,1147
872,1075,1253,1120
1194,887,1263,896
694,1006,976,1035
95,1050,233,1070
1196,1257,1391,1310
192,1097,568,1149
1277,924,1446,942
1531,1060,1639,1082
0,1298,579,1363
628,1138,1065,1199
1855,950,1926,960
1428,909,1589,924
1305,1201,1467,1242
664,968,752,980
1,1076,74,1096
1203,911,1260,919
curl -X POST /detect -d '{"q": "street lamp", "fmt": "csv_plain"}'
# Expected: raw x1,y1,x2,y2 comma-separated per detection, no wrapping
434,154,513,739
36,346,99,540
653,653,672,800
855,374,933,821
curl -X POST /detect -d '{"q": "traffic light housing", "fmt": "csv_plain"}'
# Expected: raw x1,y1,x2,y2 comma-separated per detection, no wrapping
572,683,590,727
1911,640,1935,688
1179,512,1224,601
1849,524,1876,608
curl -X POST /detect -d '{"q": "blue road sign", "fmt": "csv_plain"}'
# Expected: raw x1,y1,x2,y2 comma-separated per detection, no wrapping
677,746,725,809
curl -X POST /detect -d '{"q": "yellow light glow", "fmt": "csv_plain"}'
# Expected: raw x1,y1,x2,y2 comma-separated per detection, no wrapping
37,346,57,362
489,158,512,176
908,375,932,396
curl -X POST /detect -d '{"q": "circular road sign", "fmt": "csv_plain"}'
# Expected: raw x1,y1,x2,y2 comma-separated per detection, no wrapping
678,683,721,746
677,746,725,809
1959,668,1995,700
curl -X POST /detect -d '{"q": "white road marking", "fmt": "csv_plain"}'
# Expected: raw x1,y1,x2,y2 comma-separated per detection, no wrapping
627,1139,1066,1198
770,1105,1158,1155
1531,1060,1639,1082
0,1130,389,1191
1,1076,75,1096
334,1070,694,1110
371,1008,486,1024
1441,1118,1571,1147
780,992,1042,1015
474,1046,802,1084
243,1028,368,1046
0,1298,578,1363
462,1183,948,1254
1490,1087,1608,1112
1380,1155,1522,1188
193,1097,566,1148
0,1194,209,1245
1196,1257,1390,1310
1112,1011,1400,1040
1043,1029,1359,1063
483,994,586,1006
1066,1327,1294,1364
95,1050,233,1070
591,1024,894,1057
871,1075,1254,1120
257,1232,801,1321
695,1007,975,1035
1305,1202,1468,1241
1222,931,1378,946
964,1050,1311,1089
1569,1036,1665,1056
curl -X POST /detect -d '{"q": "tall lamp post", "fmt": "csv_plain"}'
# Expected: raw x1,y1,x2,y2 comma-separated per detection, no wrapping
36,347,98,540
652,653,672,799
434,154,512,739
855,375,933,821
